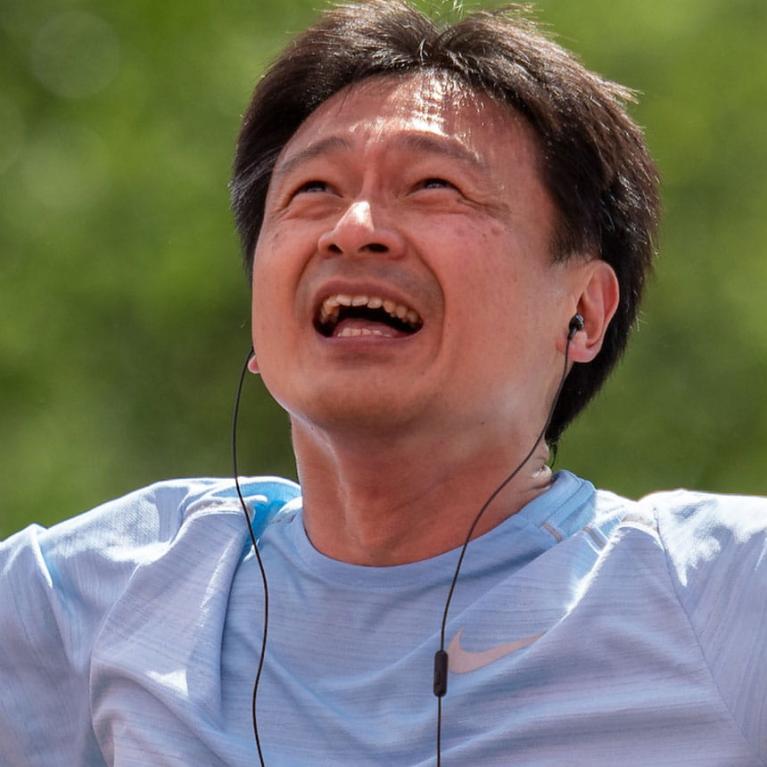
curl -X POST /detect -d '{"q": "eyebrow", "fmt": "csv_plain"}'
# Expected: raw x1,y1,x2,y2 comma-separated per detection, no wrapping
394,133,488,173
272,131,488,184
272,136,352,184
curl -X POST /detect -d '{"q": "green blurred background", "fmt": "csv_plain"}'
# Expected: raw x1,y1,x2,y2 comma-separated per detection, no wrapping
1,0,766,538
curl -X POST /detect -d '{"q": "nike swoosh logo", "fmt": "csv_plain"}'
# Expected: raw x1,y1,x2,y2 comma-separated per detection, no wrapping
447,627,542,673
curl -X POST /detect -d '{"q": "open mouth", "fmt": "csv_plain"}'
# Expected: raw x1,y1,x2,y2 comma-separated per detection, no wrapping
314,293,424,339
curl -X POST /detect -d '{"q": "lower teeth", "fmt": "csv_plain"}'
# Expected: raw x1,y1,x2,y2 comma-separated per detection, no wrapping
336,327,392,338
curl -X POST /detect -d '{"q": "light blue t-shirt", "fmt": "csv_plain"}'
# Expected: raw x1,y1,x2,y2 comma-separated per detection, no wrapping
1,471,766,766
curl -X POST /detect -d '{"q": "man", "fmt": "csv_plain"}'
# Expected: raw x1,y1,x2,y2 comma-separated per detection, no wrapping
1,1,765,765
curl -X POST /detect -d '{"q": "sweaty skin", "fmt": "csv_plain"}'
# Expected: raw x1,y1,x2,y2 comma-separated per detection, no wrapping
250,73,619,565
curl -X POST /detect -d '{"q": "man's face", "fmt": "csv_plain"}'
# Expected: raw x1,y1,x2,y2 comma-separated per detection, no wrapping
251,74,583,437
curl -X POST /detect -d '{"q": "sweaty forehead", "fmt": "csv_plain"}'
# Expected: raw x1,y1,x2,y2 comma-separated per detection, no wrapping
332,74,477,132
276,72,528,164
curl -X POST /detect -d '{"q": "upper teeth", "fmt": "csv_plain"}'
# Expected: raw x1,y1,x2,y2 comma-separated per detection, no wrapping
319,294,422,327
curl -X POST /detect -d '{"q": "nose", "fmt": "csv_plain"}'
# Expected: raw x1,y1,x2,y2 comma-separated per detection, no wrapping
318,199,405,258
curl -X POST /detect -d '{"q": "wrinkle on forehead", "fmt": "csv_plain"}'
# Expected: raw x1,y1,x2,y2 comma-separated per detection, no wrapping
292,70,512,147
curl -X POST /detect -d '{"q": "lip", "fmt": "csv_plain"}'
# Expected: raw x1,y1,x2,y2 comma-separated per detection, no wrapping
310,279,424,323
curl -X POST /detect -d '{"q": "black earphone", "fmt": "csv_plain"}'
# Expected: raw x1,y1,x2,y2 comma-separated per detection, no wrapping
232,314,584,766
568,312,585,338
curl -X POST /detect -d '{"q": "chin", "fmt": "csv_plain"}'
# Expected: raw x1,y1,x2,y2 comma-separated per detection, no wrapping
288,390,421,437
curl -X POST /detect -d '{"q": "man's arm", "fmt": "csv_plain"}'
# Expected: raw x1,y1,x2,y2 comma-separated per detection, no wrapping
655,490,767,765
0,481,195,765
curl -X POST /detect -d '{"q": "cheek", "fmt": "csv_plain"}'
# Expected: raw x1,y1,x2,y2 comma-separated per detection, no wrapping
446,232,520,307
251,230,292,301
250,289,270,339
442,265,538,371
251,227,315,350
250,264,283,347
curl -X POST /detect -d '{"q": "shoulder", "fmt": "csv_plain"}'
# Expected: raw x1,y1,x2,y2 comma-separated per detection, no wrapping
621,487,767,605
1,475,302,596
1,475,301,658
638,488,767,582
638,487,767,642
587,483,767,630
638,488,767,671
13,475,300,543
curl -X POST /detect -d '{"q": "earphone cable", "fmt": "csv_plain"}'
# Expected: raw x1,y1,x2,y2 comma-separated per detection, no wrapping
232,347,269,767
435,327,577,765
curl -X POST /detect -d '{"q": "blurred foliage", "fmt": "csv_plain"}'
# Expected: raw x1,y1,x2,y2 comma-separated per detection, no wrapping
1,0,765,537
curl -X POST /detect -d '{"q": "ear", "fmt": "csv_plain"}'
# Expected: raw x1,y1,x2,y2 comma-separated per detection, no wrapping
247,353,260,375
563,260,620,363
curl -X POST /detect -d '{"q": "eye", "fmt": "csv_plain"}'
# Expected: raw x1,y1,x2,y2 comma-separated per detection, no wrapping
295,179,329,195
417,177,455,190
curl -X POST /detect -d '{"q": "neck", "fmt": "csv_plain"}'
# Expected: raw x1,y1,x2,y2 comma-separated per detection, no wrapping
291,420,553,566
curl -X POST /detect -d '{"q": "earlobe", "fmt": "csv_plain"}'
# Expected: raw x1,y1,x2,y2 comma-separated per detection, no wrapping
247,353,260,375
566,260,620,363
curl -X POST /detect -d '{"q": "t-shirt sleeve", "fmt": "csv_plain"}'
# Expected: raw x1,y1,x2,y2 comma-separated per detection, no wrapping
654,490,767,764
0,481,195,765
